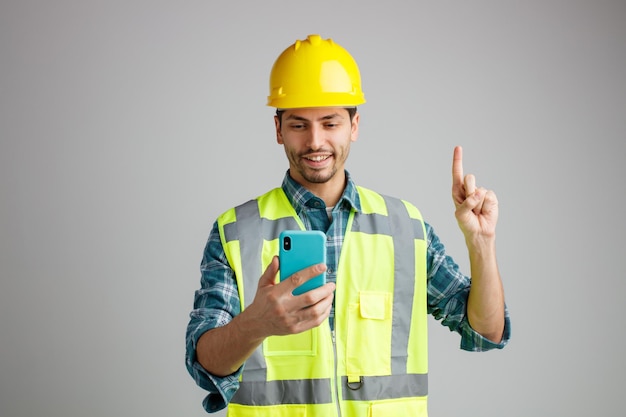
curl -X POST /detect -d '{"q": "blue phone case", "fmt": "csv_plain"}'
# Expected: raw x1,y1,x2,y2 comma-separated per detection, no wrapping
279,230,327,295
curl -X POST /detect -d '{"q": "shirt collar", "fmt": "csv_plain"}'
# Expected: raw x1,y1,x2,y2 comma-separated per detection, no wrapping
281,170,361,214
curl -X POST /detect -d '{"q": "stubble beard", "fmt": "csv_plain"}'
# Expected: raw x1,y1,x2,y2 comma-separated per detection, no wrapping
298,165,338,184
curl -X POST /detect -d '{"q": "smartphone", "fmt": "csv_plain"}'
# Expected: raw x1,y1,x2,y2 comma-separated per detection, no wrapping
279,230,327,296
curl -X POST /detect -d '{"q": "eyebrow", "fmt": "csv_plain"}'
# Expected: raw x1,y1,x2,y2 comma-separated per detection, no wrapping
284,113,344,122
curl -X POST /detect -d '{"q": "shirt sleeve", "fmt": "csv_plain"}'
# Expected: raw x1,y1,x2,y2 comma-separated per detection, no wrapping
185,221,243,413
425,222,511,351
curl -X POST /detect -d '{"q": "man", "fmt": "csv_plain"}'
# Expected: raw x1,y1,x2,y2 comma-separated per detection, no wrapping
186,34,510,416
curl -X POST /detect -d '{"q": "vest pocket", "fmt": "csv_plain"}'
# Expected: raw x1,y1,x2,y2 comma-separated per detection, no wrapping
346,291,393,376
264,329,317,356
369,397,428,416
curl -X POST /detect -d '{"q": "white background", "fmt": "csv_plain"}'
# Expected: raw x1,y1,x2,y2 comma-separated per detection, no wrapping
1,1,625,416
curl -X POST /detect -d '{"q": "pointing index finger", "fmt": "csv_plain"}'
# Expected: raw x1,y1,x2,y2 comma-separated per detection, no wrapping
452,145,464,187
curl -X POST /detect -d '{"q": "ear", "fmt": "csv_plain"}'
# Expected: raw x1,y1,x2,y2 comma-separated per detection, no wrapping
274,115,284,144
350,112,360,142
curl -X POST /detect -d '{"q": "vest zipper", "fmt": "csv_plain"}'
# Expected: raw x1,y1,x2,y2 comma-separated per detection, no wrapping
332,326,342,417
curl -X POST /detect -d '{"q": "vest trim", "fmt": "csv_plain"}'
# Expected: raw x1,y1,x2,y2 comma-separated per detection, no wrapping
384,196,417,375
223,214,301,243
351,212,424,240
341,373,428,401
223,198,302,382
225,201,267,378
231,378,333,406
230,373,428,405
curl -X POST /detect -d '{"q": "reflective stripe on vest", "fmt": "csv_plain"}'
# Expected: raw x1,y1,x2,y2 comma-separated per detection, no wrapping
222,198,300,381
218,187,428,410
353,197,424,376
231,373,429,406
341,374,428,401
230,378,332,406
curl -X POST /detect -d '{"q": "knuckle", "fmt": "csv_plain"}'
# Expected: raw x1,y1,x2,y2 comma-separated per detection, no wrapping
299,291,316,304
290,272,305,286
266,291,280,304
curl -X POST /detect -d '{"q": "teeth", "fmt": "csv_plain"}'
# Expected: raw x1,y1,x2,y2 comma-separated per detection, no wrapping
307,155,329,162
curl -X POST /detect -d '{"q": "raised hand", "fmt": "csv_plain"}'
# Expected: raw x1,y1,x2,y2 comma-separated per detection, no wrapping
451,146,499,242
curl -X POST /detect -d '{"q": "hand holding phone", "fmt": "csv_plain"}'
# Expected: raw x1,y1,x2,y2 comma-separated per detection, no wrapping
279,230,327,296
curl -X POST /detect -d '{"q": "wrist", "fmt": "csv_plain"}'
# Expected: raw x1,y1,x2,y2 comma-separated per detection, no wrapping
465,233,496,256
232,307,269,343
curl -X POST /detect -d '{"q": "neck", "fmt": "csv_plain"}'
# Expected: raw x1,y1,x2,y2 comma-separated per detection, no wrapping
291,171,347,207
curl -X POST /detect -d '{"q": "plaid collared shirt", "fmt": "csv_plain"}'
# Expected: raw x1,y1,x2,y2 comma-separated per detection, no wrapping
186,170,511,413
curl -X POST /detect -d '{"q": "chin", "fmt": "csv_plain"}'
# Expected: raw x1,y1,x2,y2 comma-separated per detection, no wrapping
303,169,337,184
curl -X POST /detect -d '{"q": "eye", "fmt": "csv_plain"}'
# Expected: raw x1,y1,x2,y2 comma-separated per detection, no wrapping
289,123,306,130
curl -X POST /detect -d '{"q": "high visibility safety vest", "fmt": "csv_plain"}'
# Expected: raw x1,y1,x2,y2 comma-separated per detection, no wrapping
217,186,429,417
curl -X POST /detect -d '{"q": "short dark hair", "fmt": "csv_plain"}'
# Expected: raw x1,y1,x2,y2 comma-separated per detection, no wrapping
276,107,357,128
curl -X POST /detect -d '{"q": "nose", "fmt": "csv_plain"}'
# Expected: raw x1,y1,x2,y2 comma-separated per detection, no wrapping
306,125,325,150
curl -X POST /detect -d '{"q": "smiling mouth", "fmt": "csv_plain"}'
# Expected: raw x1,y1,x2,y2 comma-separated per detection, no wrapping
304,155,331,162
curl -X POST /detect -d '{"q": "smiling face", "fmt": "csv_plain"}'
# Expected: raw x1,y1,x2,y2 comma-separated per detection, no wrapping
275,107,359,201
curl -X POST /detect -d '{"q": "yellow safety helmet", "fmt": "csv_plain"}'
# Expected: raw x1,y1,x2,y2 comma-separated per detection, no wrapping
267,34,366,109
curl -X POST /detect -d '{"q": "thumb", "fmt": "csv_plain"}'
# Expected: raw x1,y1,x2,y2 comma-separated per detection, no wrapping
258,256,280,289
